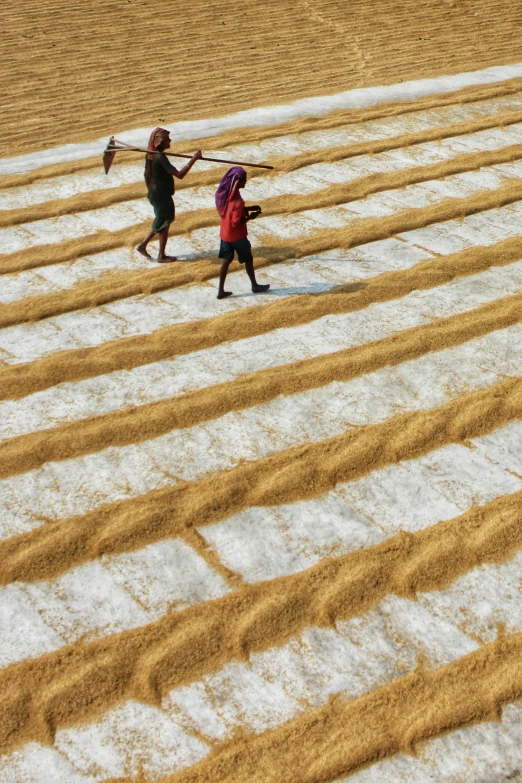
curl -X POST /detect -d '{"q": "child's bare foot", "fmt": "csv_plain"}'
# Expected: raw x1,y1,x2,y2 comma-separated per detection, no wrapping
217,290,233,299
157,255,178,263
136,244,152,258
252,283,270,294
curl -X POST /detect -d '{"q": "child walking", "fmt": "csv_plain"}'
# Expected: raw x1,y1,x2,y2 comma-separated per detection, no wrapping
215,166,270,299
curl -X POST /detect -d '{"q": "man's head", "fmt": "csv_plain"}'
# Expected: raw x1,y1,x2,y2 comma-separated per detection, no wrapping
148,127,170,152
145,127,171,187
159,132,171,151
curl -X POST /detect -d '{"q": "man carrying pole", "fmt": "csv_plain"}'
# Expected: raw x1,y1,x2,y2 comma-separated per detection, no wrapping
137,127,202,262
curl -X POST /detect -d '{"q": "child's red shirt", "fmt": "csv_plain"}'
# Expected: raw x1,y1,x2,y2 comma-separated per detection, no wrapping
220,194,248,242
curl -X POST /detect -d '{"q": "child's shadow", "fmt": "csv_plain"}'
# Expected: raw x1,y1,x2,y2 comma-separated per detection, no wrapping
233,283,330,299
234,280,367,299
175,246,369,300
229,245,371,298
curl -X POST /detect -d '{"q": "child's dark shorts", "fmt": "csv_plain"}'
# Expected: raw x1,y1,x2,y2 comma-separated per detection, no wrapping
218,238,253,265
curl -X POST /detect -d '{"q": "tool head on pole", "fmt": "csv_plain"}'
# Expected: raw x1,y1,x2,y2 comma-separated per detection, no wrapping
103,136,117,174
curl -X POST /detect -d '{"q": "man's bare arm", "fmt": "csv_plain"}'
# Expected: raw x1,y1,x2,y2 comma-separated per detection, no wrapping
170,150,202,179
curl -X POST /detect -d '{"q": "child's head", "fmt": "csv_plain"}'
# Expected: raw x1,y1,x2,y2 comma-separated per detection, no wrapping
215,166,247,215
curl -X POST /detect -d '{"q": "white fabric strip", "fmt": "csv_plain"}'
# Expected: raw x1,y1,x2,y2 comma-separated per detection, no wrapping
0,421,519,671
4,538,522,781
0,538,229,670
1,324,521,539
1,188,520,335
202,422,522,582
0,236,428,307
1,164,521,367
2,61,522,174
53,590,479,780
2,91,522,213
2,258,522,442
3,124,522,256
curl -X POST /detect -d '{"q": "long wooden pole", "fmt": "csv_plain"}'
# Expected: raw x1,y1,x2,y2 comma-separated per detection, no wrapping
104,136,273,173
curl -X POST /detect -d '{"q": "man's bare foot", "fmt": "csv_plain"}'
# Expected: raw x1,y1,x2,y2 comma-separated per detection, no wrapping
252,283,270,294
136,244,152,259
217,290,233,299
157,255,178,263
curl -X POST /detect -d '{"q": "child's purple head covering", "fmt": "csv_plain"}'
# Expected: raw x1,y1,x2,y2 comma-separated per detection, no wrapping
215,166,246,216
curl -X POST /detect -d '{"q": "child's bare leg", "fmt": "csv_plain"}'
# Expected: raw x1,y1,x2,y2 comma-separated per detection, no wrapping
217,258,233,299
245,257,270,294
137,230,156,258
157,225,177,262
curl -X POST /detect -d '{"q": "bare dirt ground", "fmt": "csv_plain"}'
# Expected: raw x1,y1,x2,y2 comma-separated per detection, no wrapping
1,0,521,155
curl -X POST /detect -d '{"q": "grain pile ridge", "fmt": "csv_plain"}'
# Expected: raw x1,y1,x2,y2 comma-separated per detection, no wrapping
3,61,522,783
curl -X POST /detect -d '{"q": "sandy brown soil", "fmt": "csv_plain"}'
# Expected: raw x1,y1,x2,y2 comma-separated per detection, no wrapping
1,0,522,156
